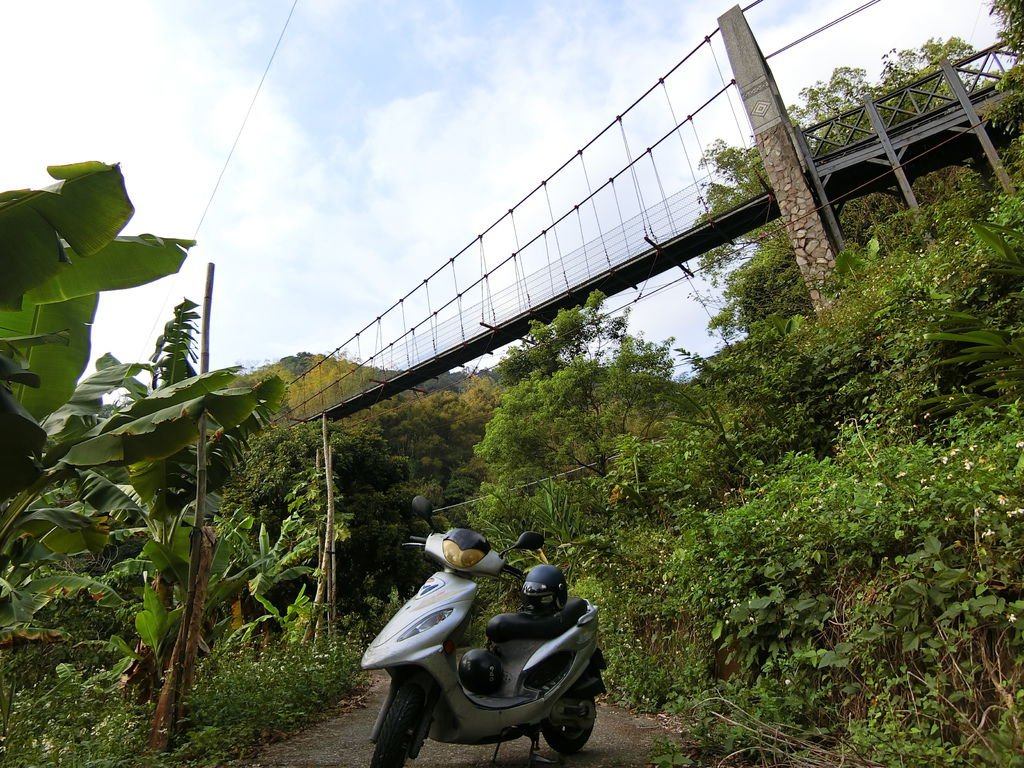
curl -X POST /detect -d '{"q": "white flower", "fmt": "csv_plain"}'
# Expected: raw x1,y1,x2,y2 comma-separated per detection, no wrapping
896,471,907,478
983,528,995,538
1010,614,1018,623
964,461,974,471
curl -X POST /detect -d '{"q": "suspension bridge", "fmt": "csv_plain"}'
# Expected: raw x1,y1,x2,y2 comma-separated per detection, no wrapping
284,6,1017,423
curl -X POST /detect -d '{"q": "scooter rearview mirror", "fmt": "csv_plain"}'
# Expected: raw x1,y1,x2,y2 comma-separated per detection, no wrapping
513,530,544,551
411,495,438,531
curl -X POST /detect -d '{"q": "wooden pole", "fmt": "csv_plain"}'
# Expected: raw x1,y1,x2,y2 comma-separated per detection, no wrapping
321,414,336,633
304,446,328,643
149,262,216,751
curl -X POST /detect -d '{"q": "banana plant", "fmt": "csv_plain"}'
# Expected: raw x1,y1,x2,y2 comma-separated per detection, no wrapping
1,162,192,502
0,162,192,643
70,300,285,559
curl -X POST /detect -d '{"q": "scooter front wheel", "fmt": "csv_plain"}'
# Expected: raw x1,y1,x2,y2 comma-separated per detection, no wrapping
541,702,595,755
371,683,425,768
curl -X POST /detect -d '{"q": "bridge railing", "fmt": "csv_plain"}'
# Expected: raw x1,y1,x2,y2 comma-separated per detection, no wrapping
802,45,1018,162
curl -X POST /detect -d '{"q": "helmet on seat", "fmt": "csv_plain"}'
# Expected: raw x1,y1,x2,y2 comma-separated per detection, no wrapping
522,564,568,613
459,648,503,694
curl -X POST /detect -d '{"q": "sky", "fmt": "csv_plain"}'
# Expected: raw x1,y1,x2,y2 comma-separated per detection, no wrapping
0,0,1000,377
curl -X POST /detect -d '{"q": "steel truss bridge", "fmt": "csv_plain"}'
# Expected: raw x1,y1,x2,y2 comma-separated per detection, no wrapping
288,43,1017,423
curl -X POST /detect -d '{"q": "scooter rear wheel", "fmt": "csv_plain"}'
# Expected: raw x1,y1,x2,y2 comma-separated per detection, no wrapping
371,684,425,768
541,703,595,755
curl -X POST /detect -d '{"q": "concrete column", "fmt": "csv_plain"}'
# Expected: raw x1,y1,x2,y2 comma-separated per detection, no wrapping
719,6,841,310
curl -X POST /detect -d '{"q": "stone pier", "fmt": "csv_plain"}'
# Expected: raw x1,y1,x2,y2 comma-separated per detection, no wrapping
719,6,843,310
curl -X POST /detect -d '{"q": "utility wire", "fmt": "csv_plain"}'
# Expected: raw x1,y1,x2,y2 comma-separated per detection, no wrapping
194,0,300,239
767,0,883,60
137,0,301,368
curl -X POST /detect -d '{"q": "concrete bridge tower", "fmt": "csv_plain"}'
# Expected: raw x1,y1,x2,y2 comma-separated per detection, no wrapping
719,5,845,310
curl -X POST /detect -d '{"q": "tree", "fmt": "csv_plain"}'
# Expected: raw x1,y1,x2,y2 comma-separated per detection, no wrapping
790,66,871,126
371,375,499,503
477,293,678,483
220,423,422,617
992,0,1024,53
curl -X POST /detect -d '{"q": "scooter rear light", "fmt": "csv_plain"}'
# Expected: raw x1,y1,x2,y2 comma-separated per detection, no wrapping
397,608,454,641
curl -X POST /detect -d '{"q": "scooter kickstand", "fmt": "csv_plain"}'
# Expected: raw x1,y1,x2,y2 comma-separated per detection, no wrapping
528,733,556,765
492,742,501,764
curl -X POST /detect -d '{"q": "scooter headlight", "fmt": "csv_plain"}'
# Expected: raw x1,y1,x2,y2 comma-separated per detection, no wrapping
442,539,485,568
397,608,453,641
441,529,491,569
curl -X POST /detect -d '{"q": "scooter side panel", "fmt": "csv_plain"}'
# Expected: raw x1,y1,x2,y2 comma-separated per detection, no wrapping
362,572,477,670
428,610,600,744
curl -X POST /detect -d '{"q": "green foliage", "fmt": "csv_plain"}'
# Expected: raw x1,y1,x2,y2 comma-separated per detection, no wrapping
220,423,421,617
790,65,871,125
150,299,199,389
496,291,629,386
704,233,812,339
648,738,694,767
0,162,191,501
0,635,363,767
182,636,362,761
478,293,678,482
926,223,1024,411
876,38,975,91
371,376,498,503
993,0,1024,53
789,39,973,126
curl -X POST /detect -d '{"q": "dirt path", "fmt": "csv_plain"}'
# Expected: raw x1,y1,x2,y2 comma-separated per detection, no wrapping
235,672,678,768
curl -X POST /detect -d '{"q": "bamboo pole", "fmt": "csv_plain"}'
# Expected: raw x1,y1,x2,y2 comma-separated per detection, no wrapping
322,414,336,632
304,447,328,643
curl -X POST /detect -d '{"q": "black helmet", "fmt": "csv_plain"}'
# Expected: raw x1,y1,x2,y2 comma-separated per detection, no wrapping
459,648,503,694
522,564,568,613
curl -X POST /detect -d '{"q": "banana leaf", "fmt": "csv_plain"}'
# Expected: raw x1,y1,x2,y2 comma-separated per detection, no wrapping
0,356,40,388
0,625,62,647
0,573,121,628
42,357,149,459
0,294,99,420
0,387,46,500
25,234,191,306
0,331,69,356
0,162,134,312
62,373,282,471
77,470,145,523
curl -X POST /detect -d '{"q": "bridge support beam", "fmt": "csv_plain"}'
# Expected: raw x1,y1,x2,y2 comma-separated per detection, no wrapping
941,59,1016,195
719,6,843,310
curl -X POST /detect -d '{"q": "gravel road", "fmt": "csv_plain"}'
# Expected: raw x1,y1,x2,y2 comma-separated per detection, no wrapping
235,671,676,768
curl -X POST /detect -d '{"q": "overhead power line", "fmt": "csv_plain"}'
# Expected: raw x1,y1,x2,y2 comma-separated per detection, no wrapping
194,0,300,239
767,0,883,60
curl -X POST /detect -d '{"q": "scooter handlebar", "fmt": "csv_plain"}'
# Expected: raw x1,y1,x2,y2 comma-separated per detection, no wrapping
501,563,525,579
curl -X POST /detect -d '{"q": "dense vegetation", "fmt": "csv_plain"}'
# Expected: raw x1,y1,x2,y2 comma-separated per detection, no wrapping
4,14,1024,768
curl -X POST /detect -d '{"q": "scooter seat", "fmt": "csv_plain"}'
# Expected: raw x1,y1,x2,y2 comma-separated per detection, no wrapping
486,597,588,643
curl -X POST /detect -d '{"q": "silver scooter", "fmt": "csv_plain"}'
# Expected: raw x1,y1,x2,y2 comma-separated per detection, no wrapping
362,496,606,767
